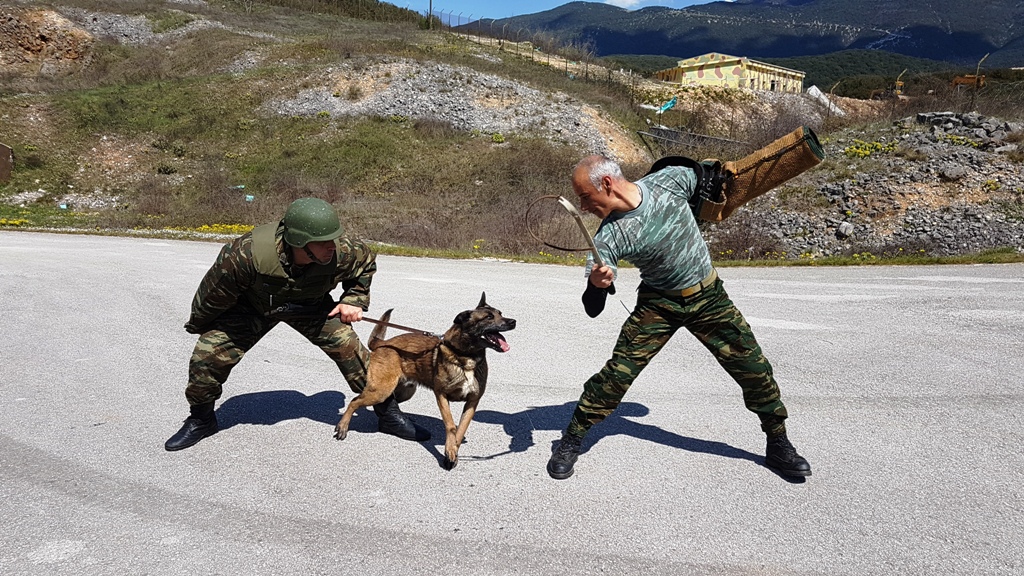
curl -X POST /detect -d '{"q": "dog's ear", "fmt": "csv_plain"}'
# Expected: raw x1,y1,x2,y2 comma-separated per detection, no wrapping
478,291,487,308
454,310,472,325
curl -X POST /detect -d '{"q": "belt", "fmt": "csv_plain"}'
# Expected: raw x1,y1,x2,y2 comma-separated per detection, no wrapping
645,269,718,298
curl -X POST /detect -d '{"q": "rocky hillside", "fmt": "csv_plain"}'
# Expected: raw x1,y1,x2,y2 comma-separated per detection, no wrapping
1,1,1023,260
727,112,1024,258
0,5,93,76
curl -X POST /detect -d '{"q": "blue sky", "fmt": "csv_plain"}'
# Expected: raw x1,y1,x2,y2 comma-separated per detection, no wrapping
399,1,722,23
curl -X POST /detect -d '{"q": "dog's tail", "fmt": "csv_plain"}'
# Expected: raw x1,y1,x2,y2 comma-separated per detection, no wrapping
368,308,393,350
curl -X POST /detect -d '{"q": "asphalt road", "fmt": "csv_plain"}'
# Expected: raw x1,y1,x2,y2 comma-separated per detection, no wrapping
1,231,1022,575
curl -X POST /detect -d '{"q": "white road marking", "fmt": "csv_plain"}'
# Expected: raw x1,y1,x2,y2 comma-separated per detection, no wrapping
735,280,970,294
744,317,827,331
948,309,1024,323
401,277,462,284
27,540,85,564
745,293,893,302
899,275,1024,284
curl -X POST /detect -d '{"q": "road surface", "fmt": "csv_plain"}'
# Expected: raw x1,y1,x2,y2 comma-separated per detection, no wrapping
1,231,1022,575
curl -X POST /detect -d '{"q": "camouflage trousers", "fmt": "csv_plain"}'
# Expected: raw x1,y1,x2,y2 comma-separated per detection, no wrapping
185,307,368,406
566,277,788,439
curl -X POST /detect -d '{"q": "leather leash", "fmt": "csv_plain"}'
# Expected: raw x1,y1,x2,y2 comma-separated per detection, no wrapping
361,316,438,337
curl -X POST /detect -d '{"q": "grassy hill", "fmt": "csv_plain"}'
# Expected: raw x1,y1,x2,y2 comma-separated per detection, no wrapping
2,0,1023,265
0,0,645,259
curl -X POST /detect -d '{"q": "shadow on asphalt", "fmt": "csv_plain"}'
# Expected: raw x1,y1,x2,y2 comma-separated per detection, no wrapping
213,392,781,475
218,390,371,434
473,401,763,465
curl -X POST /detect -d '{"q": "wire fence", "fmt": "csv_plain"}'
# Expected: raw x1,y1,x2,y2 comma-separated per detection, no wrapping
418,6,644,87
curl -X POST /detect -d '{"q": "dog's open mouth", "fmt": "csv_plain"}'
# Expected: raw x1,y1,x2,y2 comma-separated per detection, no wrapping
483,332,510,352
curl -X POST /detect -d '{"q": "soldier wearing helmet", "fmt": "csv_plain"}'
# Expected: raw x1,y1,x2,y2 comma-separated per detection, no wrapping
165,198,430,451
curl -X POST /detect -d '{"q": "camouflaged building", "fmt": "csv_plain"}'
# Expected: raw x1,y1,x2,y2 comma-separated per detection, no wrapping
654,53,805,93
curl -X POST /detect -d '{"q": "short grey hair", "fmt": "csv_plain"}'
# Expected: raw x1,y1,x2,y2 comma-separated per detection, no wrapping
575,155,624,189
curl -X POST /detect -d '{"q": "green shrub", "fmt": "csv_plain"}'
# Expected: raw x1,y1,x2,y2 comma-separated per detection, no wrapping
843,139,898,158
940,134,979,148
413,118,459,138
150,11,194,34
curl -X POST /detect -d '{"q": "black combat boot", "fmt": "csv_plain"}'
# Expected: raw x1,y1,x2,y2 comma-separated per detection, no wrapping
165,402,219,451
373,395,430,442
547,433,583,480
765,433,812,477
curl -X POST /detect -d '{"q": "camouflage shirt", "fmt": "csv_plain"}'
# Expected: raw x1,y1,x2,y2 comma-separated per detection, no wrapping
588,165,713,291
185,223,376,333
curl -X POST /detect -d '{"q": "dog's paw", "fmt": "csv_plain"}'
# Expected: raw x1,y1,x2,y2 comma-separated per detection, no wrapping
443,455,458,470
333,426,348,441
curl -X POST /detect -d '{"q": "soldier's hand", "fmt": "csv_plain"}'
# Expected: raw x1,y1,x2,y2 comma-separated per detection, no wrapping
589,265,614,288
330,303,363,323
589,265,616,295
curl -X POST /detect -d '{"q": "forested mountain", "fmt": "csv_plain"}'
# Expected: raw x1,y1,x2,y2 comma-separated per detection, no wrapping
476,0,1024,67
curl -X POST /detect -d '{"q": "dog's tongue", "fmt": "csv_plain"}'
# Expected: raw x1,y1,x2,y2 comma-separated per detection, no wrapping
488,333,510,352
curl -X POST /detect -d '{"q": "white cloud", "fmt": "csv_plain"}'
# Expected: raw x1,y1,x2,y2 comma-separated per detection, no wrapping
604,0,644,8
604,0,728,9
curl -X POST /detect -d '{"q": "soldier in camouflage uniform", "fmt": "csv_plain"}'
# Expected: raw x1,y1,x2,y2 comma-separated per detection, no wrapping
547,155,811,479
165,197,430,451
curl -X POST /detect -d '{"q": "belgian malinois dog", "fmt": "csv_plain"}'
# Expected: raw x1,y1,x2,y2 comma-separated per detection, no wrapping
334,292,516,469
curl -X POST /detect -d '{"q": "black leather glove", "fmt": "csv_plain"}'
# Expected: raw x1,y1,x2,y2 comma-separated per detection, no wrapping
582,281,616,318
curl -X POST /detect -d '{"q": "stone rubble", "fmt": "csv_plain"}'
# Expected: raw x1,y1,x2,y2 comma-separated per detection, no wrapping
263,56,620,159
731,112,1024,257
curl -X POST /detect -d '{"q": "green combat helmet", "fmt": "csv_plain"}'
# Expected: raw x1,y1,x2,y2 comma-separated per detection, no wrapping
282,198,343,247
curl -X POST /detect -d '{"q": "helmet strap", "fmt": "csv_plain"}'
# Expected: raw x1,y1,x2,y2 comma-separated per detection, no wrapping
302,244,331,265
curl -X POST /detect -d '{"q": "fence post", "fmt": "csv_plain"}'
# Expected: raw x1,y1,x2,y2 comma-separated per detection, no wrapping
0,142,12,184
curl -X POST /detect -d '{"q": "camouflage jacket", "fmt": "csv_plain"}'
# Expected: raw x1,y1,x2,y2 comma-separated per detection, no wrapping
184,223,376,333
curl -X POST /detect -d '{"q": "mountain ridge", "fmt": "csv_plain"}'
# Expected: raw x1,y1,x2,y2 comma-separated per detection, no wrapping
478,0,1024,67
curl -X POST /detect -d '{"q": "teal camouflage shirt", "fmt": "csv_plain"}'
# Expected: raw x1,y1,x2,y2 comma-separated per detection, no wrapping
588,165,713,291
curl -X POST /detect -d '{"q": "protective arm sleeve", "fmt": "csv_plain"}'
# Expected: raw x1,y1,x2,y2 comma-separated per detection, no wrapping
582,242,617,318
184,239,255,333
582,282,614,318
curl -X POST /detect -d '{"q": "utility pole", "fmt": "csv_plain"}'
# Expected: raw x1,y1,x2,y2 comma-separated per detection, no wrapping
428,0,432,30
970,53,989,112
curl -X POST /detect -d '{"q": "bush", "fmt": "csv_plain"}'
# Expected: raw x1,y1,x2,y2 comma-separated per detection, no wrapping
413,117,458,138
705,211,786,261
23,154,45,169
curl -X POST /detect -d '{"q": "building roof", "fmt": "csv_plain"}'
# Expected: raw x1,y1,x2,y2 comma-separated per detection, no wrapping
663,52,805,77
